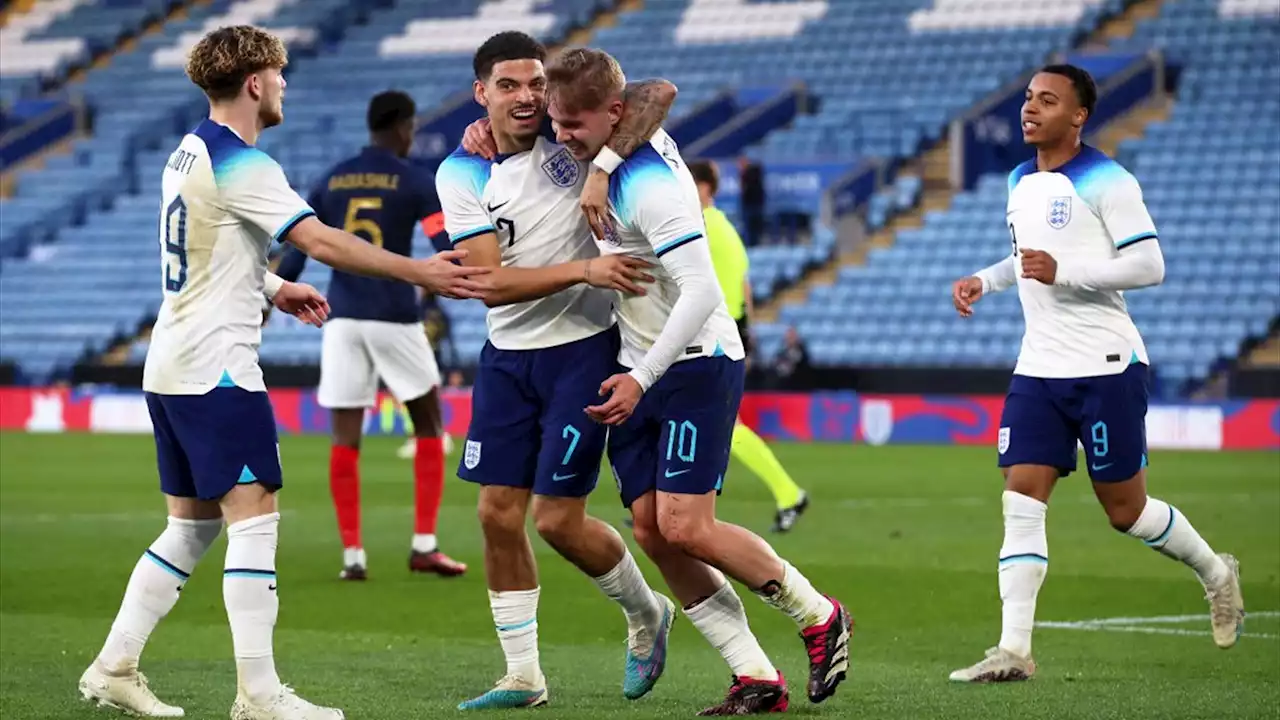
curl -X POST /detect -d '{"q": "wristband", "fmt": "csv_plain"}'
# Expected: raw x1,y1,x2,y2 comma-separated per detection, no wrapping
263,272,284,299
592,146,623,175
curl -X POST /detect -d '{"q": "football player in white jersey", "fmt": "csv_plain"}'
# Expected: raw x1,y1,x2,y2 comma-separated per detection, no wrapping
948,64,1244,683
78,26,489,720
439,32,681,710
545,48,853,716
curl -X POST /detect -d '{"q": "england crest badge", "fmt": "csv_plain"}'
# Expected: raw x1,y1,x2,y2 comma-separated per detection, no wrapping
1046,196,1071,229
998,427,1011,454
464,440,482,470
859,398,894,446
542,149,580,188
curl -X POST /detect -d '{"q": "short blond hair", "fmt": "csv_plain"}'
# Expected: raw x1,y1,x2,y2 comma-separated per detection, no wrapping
546,47,625,113
186,25,288,102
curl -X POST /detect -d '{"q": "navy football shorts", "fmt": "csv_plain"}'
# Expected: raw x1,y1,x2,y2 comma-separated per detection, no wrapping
459,327,620,498
147,386,282,500
608,356,746,508
997,362,1150,483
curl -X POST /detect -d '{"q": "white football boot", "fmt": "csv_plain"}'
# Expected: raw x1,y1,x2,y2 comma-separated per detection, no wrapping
1205,553,1245,649
230,685,344,720
948,646,1036,683
79,661,184,717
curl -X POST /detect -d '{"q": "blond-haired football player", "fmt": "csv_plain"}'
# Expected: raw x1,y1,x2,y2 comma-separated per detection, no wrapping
78,26,489,720
545,48,852,715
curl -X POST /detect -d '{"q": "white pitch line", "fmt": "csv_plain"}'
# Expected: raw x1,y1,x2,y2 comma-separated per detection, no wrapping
834,492,1277,512
1037,623,1277,640
1041,611,1280,627
1038,611,1280,641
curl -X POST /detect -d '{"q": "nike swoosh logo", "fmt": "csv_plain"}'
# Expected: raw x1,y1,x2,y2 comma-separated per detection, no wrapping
664,468,691,478
268,584,277,591
1091,463,1113,471
487,200,510,213
552,472,577,482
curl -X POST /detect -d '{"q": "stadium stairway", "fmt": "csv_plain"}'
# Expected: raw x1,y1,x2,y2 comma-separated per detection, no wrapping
752,0,1280,397
0,0,207,244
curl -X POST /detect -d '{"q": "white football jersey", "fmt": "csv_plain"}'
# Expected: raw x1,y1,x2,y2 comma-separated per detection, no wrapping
435,138,613,351
144,120,314,395
1006,145,1158,378
599,129,744,369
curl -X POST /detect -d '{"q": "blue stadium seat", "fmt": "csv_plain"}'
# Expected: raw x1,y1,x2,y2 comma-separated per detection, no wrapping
754,0,1280,397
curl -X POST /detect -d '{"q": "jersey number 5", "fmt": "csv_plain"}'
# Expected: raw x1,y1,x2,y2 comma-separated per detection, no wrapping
163,196,188,293
344,197,384,247
496,217,517,247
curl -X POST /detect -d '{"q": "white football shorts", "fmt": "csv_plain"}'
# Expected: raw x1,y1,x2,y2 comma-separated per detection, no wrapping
317,318,441,409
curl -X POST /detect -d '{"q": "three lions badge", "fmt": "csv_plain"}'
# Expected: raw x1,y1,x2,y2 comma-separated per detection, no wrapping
542,148,580,188
464,440,482,470
1046,196,1071,229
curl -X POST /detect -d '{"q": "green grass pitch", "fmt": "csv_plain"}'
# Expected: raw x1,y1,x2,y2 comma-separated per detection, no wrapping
1,433,1277,719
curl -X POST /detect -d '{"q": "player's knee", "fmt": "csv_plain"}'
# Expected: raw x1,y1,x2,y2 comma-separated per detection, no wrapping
630,513,665,556
657,510,712,556
532,502,583,549
1102,496,1144,533
477,493,526,535
405,392,442,437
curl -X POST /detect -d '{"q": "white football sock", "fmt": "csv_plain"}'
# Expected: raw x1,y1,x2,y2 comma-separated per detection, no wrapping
490,588,541,682
592,549,663,631
97,517,222,673
686,581,778,682
997,491,1048,659
756,560,835,630
412,533,438,554
343,547,367,568
1127,497,1229,587
224,513,282,704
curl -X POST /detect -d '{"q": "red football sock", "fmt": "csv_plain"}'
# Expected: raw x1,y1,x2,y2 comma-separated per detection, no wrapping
329,445,361,549
414,436,445,536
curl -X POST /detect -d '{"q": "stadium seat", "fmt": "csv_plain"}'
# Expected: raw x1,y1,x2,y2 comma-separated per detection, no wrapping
753,0,1280,398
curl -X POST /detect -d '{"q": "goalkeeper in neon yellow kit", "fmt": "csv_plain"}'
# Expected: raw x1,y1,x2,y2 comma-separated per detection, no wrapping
689,159,810,532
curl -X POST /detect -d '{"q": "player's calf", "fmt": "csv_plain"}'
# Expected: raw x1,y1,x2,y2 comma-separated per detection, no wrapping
531,496,623,577
94,515,222,675
654,494,851,703
1120,493,1243,648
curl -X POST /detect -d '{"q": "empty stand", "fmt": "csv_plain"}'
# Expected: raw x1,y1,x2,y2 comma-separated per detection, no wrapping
754,0,1280,397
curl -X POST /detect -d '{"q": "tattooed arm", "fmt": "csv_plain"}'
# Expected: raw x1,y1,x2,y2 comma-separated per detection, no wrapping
604,79,679,159
579,80,678,240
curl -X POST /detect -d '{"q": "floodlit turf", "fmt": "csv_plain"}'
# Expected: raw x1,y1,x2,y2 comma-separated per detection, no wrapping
1,433,1277,719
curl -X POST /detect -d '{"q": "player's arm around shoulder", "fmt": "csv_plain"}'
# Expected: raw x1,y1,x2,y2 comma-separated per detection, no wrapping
580,79,678,239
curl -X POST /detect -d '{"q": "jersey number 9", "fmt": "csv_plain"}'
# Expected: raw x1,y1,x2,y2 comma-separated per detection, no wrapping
344,197,384,247
163,196,188,293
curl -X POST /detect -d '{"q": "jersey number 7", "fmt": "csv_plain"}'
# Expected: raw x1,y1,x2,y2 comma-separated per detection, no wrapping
345,197,384,247
496,217,517,247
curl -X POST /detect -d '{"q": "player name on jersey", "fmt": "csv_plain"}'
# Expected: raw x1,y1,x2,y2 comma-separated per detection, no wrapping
327,172,402,191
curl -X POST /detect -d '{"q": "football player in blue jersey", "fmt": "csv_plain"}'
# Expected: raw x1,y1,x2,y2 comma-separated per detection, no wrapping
277,91,466,582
